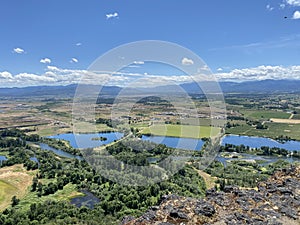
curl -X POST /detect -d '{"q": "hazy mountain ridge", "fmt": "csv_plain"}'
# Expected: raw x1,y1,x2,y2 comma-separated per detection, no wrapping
1,80,300,97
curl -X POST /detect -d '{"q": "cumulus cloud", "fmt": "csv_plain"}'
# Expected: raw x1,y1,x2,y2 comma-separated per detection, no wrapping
217,68,223,72
280,3,286,9
266,4,274,11
133,61,144,65
13,47,25,54
70,58,79,63
292,10,300,19
181,57,194,65
106,12,118,19
216,65,300,81
40,58,51,64
285,0,300,6
0,71,13,79
2,65,300,87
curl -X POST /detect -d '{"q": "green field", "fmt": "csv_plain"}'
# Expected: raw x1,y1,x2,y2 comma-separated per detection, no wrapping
227,122,300,140
142,124,221,139
240,110,291,120
292,114,300,120
0,181,17,210
18,183,84,211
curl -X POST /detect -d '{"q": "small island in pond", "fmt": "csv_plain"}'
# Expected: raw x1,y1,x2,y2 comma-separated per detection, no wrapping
91,136,107,141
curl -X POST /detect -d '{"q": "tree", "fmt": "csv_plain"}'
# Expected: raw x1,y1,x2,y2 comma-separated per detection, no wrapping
11,196,19,207
31,177,38,191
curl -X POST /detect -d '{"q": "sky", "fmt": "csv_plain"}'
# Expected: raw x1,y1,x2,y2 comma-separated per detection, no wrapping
1,0,300,87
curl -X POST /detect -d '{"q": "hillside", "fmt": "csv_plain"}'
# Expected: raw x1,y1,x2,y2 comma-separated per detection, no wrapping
122,165,300,225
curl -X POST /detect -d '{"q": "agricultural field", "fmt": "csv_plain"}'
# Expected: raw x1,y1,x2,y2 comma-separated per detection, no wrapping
227,122,300,140
292,113,300,120
141,124,221,139
239,109,291,120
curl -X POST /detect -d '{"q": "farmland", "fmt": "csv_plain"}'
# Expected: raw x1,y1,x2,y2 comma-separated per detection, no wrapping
141,124,221,139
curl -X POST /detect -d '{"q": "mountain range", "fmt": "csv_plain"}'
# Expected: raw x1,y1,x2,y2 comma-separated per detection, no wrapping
0,79,299,97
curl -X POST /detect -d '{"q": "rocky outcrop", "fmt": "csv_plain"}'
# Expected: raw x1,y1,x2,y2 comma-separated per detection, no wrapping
122,165,300,225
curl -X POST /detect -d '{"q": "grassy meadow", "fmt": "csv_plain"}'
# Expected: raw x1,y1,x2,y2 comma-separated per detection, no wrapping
141,124,221,139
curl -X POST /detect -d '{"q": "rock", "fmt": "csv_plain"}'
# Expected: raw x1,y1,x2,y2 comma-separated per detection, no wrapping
223,185,239,194
150,206,160,211
158,223,174,225
194,200,216,217
122,165,300,225
121,216,135,224
169,210,189,220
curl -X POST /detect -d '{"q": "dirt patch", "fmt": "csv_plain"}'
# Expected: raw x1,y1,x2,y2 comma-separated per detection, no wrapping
0,164,36,211
193,167,217,189
270,118,300,124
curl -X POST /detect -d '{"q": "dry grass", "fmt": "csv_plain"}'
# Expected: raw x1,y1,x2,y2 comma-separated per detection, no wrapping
192,167,217,190
270,118,300,124
0,164,36,211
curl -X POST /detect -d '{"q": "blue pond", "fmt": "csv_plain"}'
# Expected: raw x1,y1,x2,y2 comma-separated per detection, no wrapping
0,155,7,161
70,190,100,209
30,157,39,163
39,143,82,159
0,155,7,165
222,135,300,151
47,132,123,149
141,135,204,151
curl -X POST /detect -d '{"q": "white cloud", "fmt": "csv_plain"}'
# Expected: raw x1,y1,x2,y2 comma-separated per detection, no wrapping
13,47,25,54
216,65,300,81
181,57,194,66
76,42,82,46
47,65,59,71
3,65,300,87
106,12,118,19
15,73,56,82
40,58,51,64
292,10,300,19
133,61,144,65
70,58,79,63
280,3,286,9
285,0,300,6
197,65,210,72
266,4,274,11
217,68,223,72
0,71,13,79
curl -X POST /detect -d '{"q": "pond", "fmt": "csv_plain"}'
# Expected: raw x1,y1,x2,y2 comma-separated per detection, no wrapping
221,135,300,151
141,135,204,151
0,155,7,161
47,132,123,149
30,157,39,163
70,190,100,209
0,155,7,165
216,152,300,168
39,143,82,160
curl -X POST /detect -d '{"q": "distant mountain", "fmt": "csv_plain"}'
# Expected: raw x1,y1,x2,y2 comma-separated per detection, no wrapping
0,84,122,98
220,79,300,94
1,80,300,98
0,84,78,97
181,79,300,94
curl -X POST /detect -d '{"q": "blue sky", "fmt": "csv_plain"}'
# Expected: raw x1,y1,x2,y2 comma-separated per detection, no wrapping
1,0,300,86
